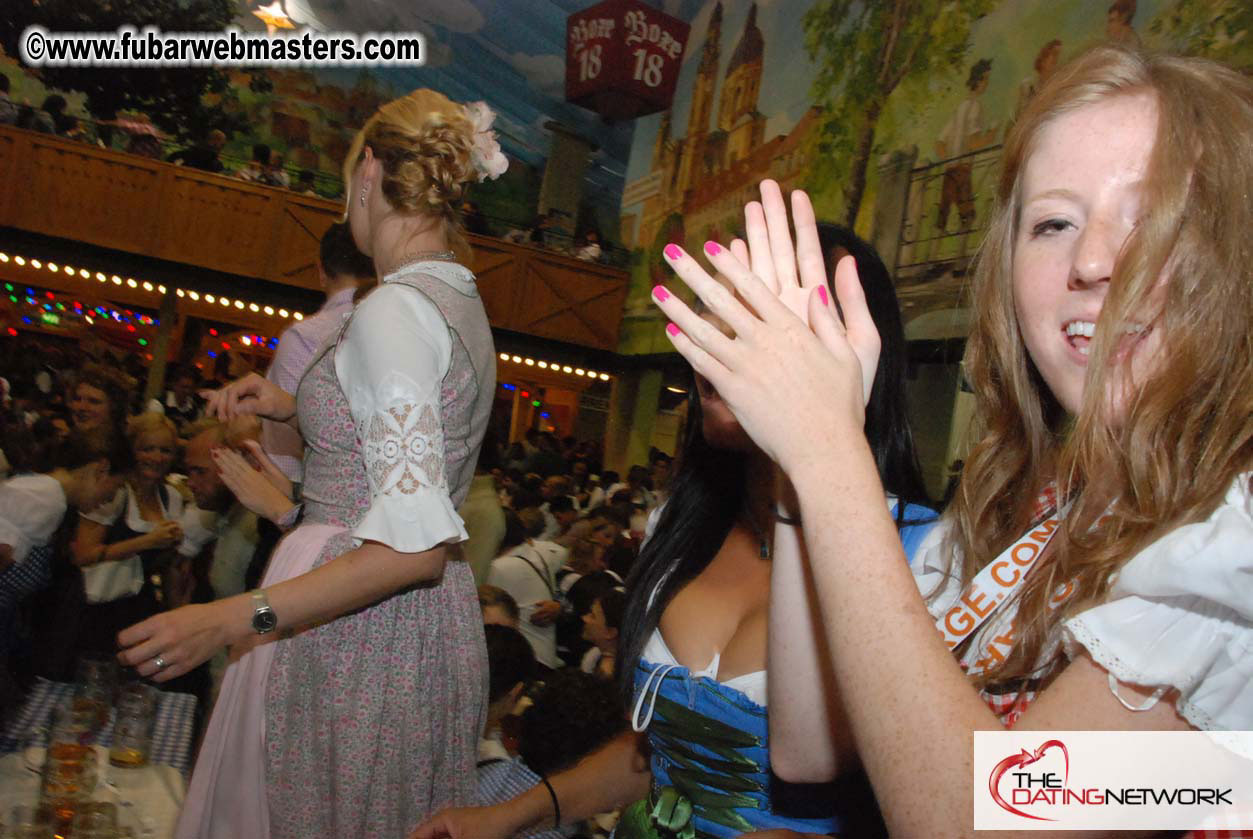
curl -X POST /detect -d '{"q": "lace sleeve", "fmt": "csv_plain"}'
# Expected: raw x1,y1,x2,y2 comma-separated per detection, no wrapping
336,284,468,553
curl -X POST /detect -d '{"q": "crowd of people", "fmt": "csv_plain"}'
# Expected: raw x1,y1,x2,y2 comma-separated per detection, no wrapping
0,75,616,261
0,41,1249,839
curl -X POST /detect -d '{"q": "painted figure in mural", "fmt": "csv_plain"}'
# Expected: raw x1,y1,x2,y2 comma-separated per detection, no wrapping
1015,39,1062,118
1105,0,1141,45
650,44,1252,835
934,58,997,235
411,195,938,839
116,88,509,839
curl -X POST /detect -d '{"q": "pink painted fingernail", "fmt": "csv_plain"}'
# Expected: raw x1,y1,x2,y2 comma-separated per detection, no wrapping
704,241,722,256
818,285,829,306
664,244,682,260
666,323,681,337
652,285,670,302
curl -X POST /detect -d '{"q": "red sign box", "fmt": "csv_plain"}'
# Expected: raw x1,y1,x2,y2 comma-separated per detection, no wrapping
566,0,690,121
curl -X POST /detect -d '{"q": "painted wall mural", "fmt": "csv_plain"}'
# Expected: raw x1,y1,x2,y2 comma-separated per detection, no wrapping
1,0,639,244
617,0,1252,355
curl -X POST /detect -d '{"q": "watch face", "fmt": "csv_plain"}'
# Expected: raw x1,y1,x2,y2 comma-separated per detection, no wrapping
253,609,278,633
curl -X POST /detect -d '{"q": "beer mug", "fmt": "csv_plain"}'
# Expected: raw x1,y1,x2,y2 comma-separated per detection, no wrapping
75,654,119,732
7,804,54,839
109,686,156,769
37,741,99,828
73,802,120,838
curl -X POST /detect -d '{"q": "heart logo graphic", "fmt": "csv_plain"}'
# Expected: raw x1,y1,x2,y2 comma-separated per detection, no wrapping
988,739,1070,821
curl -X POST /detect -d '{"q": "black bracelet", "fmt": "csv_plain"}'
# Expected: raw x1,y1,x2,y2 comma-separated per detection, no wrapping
540,776,561,828
774,508,802,527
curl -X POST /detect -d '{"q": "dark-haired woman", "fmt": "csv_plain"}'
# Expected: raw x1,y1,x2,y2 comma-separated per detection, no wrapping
413,182,937,839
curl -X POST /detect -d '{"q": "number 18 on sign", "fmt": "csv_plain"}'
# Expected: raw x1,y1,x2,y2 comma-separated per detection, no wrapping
566,0,689,121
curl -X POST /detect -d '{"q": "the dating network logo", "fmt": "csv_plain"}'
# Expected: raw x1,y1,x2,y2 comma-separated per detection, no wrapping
975,731,1250,831
988,739,1070,821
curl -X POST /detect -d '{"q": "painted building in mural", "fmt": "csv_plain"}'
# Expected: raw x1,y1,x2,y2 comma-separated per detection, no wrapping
617,0,1252,357
627,4,810,254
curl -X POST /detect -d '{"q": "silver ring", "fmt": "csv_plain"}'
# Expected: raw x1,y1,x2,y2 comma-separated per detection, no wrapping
152,654,167,671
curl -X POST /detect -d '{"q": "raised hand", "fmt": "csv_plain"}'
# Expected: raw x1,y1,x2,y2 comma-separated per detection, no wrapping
734,180,830,325
239,439,294,498
200,372,296,423
212,444,297,525
652,233,878,474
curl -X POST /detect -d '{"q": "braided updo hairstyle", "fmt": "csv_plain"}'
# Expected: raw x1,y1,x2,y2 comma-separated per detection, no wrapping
344,89,480,259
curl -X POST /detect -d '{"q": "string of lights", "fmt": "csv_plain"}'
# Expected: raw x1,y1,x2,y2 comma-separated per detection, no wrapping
497,352,612,381
0,250,307,322
1,251,613,384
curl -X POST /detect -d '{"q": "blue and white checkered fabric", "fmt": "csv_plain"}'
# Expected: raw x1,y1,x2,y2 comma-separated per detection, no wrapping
0,543,53,617
0,677,197,775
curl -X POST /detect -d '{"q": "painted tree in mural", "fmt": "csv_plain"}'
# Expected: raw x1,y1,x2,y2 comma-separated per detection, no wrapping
803,0,995,228
1149,0,1253,67
0,0,270,140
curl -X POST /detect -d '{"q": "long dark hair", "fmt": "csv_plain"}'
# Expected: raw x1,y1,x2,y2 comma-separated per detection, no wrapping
818,223,932,510
616,224,933,705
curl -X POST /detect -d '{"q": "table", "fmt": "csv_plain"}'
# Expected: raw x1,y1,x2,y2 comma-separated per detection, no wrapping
0,745,185,838
0,678,197,775
0,679,196,838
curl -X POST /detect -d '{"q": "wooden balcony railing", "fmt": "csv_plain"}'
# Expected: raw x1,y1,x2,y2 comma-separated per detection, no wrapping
0,124,629,351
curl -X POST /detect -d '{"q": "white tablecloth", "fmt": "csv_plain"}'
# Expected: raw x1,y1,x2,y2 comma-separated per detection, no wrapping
0,745,184,838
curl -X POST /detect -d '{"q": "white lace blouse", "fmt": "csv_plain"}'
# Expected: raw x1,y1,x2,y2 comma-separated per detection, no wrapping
333,274,469,554
913,474,1253,730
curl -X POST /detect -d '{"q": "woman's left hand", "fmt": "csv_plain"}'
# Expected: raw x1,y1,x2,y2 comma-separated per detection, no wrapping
116,599,238,682
651,189,881,475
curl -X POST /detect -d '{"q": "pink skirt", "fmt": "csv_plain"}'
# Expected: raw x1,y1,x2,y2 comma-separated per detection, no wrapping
175,522,345,839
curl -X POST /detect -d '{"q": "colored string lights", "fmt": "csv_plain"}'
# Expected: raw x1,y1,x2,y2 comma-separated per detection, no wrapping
0,250,307,322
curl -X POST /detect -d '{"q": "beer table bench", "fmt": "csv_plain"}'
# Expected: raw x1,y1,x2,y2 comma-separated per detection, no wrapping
0,677,197,775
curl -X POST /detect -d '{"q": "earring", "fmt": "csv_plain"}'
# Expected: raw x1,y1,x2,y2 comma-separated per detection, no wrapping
359,186,367,206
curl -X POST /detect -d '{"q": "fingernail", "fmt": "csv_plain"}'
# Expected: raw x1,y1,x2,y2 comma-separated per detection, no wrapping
652,285,670,302
663,244,682,260
704,241,721,256
818,285,829,306
666,323,681,337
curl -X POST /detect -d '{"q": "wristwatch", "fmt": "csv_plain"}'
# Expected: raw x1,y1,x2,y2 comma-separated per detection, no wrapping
250,589,278,634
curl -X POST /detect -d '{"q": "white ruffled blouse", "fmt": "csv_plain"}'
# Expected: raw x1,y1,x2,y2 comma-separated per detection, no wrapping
913,474,1252,730
332,272,469,554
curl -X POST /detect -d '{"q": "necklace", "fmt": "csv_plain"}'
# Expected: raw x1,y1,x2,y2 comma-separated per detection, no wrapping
380,249,457,278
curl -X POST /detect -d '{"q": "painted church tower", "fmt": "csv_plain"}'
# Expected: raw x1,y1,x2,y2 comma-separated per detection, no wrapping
719,3,766,165
678,2,723,195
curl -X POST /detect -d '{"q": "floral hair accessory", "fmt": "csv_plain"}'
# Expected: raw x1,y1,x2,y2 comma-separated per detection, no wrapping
463,101,509,182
